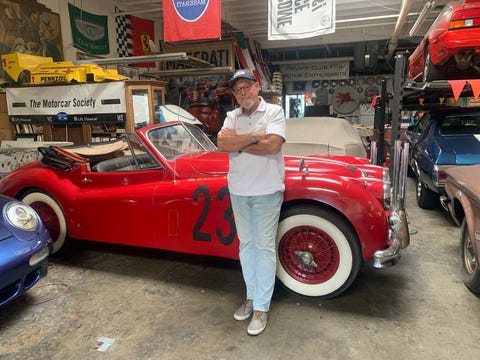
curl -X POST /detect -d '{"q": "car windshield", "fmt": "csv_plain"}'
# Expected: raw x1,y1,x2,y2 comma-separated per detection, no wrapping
440,114,480,135
147,122,216,160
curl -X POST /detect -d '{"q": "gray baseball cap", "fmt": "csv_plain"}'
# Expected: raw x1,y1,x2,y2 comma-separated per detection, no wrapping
229,69,256,88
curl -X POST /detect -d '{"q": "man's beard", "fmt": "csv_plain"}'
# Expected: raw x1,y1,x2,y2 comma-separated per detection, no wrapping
238,98,255,110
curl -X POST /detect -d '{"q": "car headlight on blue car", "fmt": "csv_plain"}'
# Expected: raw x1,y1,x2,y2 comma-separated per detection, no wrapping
3,201,39,231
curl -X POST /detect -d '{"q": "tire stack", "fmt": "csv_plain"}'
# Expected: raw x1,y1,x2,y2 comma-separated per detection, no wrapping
272,72,283,93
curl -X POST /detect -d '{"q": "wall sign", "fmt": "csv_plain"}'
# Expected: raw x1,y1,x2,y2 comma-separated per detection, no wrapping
280,61,350,81
163,41,235,69
6,82,127,124
332,86,360,115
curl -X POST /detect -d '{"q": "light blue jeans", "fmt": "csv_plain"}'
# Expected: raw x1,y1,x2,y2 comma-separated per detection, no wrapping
230,191,283,312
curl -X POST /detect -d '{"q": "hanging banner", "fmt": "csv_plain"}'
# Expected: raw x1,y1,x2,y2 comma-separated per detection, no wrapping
68,3,109,55
129,15,156,67
448,80,467,101
268,0,336,40
163,0,221,42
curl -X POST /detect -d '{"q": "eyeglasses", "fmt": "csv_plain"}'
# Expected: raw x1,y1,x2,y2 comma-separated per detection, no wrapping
232,83,255,95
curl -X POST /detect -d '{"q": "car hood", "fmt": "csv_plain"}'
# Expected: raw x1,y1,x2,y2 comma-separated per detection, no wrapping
437,135,480,165
186,151,370,178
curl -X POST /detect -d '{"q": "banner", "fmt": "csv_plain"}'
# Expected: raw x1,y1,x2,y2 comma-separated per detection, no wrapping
268,0,336,40
163,0,221,42
6,83,127,124
115,10,155,67
68,3,109,55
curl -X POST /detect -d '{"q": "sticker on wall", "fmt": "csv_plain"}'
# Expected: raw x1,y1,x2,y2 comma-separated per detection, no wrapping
332,85,360,114
364,85,379,102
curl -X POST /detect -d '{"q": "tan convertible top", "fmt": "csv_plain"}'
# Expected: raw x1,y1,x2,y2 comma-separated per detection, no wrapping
283,117,367,158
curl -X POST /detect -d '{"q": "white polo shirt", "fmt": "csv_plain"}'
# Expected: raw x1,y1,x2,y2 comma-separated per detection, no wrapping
222,97,286,196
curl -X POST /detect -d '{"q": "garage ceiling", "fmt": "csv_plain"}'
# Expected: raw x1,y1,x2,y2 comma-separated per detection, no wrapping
113,0,449,57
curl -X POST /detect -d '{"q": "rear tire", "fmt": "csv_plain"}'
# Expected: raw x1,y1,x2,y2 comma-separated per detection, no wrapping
423,47,443,82
460,219,480,294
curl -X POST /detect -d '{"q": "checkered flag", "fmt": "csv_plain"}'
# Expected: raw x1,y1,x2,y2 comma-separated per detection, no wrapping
115,8,132,57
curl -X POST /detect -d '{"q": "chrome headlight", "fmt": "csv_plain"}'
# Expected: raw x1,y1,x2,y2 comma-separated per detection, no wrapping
3,201,39,231
383,167,392,208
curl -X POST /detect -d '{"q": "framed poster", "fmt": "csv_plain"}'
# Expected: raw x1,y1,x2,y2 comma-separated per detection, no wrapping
0,0,63,83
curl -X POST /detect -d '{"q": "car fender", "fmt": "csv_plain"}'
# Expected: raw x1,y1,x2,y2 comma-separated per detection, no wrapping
284,173,388,260
0,165,79,225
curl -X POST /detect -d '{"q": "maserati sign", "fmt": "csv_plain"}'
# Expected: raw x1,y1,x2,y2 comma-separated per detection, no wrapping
172,0,209,22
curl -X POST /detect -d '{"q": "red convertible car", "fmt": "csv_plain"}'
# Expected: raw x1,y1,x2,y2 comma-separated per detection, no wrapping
408,0,480,82
0,121,410,299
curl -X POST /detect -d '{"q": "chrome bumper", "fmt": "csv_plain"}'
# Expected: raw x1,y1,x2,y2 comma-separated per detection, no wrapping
373,208,410,268
373,140,411,269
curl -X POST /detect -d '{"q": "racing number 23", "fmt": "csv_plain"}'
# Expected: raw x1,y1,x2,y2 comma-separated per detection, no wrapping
192,185,236,245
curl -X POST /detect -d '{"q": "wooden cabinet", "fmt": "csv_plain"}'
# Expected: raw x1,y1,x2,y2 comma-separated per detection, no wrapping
124,80,166,132
0,92,13,142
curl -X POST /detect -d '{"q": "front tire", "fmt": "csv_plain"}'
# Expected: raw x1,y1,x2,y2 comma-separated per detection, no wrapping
21,191,68,255
276,206,362,299
460,219,480,294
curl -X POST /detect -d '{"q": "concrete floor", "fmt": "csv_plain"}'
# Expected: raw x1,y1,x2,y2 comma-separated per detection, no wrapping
1,177,480,360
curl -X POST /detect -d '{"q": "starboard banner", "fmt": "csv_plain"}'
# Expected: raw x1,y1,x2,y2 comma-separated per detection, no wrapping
268,0,336,40
6,83,126,124
163,0,221,42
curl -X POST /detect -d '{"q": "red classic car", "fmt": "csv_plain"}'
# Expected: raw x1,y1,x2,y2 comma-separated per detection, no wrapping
443,164,480,294
0,122,410,299
408,0,480,82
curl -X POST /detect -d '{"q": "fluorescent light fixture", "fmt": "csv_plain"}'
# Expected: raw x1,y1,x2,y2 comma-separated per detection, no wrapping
75,53,189,65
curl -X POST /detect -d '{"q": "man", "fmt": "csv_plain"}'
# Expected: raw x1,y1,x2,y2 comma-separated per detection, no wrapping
217,69,286,336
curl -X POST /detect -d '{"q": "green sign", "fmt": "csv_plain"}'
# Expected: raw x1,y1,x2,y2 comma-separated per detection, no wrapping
68,3,109,55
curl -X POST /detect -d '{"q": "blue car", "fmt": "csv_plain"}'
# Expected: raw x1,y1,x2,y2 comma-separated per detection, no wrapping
405,107,480,209
0,196,51,307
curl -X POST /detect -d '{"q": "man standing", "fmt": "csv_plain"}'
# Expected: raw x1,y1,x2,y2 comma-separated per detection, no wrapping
217,69,286,336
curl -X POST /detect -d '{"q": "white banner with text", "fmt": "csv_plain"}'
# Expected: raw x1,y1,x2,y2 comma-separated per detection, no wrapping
268,0,336,40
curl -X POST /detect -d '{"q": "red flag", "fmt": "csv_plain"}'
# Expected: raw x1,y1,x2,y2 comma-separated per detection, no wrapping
130,15,155,67
448,80,467,101
163,0,221,42
468,80,480,99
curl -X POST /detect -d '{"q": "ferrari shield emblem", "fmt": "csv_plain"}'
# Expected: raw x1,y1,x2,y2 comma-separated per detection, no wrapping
172,0,209,22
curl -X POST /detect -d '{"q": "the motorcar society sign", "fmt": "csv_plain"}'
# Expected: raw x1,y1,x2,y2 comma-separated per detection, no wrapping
6,82,127,124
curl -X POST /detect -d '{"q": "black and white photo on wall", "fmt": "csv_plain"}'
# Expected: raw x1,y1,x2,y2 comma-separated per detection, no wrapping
293,81,306,92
